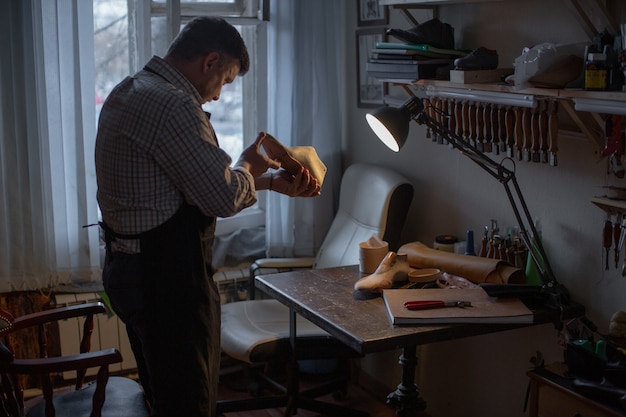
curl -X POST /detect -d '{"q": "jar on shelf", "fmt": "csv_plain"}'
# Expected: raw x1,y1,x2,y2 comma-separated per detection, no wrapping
585,52,608,91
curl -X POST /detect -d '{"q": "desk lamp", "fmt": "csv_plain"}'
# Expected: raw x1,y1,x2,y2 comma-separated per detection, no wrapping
366,96,570,307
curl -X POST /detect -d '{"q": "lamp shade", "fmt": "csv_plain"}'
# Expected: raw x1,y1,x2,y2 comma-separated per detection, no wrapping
365,97,423,152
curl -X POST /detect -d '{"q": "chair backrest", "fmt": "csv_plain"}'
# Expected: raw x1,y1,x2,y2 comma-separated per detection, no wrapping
313,163,413,270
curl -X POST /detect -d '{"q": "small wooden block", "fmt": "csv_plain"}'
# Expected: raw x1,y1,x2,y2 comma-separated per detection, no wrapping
449,68,514,84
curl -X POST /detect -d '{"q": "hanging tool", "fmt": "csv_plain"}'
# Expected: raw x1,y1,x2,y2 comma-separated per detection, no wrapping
476,102,484,152
469,101,477,148
522,107,532,161
602,115,621,157
448,100,459,145
548,101,559,166
499,105,508,154
539,101,550,164
531,105,541,162
433,97,442,144
455,99,464,141
491,104,500,155
506,106,516,158
604,218,613,270
617,213,626,276
483,103,492,153
615,215,622,269
515,107,524,161
423,98,432,140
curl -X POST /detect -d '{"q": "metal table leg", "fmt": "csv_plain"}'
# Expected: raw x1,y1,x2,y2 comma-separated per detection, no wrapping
386,345,427,417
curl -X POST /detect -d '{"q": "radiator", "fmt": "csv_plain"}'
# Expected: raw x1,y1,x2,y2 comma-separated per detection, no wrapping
54,292,136,379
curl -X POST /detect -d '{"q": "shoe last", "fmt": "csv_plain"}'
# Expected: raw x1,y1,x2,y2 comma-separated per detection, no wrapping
354,251,410,293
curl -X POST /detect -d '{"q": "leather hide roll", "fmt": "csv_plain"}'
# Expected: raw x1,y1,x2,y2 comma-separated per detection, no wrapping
399,241,525,284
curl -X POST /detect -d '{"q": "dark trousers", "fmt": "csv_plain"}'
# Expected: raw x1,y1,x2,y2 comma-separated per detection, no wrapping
102,207,220,417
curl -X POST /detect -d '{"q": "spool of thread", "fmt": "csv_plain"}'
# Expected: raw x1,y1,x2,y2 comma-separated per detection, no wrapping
433,234,458,252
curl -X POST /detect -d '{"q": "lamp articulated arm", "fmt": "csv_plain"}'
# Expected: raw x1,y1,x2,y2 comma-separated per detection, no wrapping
367,97,570,307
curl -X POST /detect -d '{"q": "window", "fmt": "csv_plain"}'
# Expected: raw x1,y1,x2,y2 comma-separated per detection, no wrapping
93,0,269,235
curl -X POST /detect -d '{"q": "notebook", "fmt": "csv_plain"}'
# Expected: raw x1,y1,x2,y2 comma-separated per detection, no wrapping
382,287,534,325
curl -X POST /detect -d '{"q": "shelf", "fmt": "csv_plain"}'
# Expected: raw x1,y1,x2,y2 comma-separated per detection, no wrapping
591,197,626,215
413,79,626,102
405,79,626,151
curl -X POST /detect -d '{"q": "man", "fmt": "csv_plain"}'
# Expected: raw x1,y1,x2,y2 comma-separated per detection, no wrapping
95,17,318,417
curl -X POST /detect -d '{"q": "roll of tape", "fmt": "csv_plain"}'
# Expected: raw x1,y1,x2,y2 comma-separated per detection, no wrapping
433,234,458,253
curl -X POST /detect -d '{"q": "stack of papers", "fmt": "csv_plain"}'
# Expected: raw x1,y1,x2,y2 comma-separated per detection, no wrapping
367,42,467,82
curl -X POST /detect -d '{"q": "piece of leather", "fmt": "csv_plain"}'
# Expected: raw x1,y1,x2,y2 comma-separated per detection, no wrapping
399,241,525,284
262,133,327,186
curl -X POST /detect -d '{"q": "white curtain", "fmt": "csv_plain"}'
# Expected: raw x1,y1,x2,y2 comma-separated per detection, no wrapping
0,0,100,292
266,0,345,257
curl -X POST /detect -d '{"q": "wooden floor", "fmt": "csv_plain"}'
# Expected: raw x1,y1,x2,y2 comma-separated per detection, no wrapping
217,367,397,417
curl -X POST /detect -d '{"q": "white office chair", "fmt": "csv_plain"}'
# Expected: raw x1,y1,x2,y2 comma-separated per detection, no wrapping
218,163,414,416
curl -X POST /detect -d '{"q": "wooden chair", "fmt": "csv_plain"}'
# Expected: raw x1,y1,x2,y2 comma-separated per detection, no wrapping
0,301,150,417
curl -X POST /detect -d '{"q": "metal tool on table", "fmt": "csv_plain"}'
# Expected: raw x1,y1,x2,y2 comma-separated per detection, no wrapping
403,300,472,310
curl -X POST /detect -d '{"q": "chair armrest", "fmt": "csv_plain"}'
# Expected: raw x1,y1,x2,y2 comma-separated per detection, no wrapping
249,257,315,299
10,302,107,332
252,257,315,270
5,348,122,374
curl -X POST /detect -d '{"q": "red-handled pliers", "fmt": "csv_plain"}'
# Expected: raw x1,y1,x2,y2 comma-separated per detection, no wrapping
403,300,472,310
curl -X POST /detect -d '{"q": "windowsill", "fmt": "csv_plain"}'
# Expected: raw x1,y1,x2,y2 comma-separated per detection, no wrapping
215,206,265,236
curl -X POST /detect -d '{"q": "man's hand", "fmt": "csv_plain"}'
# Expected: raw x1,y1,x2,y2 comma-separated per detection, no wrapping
234,133,280,177
257,166,320,197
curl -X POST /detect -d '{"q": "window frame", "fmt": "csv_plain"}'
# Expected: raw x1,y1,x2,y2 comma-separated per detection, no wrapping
126,0,269,236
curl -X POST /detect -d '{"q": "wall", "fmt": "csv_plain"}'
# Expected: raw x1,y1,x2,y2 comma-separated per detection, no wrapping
344,1,626,416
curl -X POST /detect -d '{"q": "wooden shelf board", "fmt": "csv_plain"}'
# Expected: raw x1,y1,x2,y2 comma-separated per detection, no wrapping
591,197,626,214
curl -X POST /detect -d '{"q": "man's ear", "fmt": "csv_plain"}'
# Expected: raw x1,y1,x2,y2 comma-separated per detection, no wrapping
202,51,221,72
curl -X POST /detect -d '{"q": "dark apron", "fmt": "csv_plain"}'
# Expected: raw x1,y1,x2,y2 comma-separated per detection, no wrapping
102,204,221,417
